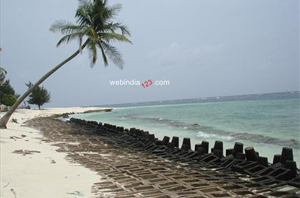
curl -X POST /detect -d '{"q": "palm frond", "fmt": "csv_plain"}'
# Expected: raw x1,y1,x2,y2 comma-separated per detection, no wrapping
119,25,131,36
97,42,109,66
87,42,97,67
50,20,84,34
104,22,131,36
92,1,110,28
108,3,122,19
100,32,132,44
85,27,99,42
76,5,93,26
101,41,124,69
56,32,85,47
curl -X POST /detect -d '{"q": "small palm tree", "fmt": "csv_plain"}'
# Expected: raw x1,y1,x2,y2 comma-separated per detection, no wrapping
0,0,131,128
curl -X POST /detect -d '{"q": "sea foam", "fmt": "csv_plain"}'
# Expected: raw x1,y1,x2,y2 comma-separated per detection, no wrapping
197,131,233,140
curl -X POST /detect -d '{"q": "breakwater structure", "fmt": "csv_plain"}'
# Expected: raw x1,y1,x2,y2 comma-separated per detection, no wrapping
69,118,300,191
26,116,300,197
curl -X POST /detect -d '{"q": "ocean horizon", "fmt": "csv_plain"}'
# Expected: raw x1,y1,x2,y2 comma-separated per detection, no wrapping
91,91,299,108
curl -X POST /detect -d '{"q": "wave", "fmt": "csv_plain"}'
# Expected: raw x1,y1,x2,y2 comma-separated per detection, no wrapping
121,115,300,149
120,116,130,120
197,131,233,141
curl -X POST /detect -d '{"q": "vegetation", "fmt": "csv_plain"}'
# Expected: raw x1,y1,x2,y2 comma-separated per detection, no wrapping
0,0,131,128
0,67,6,75
0,70,19,107
0,80,17,98
26,82,51,109
1,94,17,107
0,68,6,84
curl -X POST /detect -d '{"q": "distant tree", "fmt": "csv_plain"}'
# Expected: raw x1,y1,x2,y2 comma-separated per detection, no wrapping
0,68,7,85
0,73,5,85
1,80,15,96
26,82,51,109
1,94,17,107
0,72,19,105
0,67,6,74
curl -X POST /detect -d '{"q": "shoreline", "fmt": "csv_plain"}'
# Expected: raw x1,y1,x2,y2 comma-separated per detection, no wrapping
1,108,299,197
0,107,106,198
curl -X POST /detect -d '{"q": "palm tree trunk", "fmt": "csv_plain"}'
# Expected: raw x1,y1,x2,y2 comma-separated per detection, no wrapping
0,40,89,128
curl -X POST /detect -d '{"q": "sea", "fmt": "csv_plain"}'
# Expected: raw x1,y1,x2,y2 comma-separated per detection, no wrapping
72,91,300,166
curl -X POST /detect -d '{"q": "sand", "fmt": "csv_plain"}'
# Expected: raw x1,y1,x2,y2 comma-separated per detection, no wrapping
0,107,104,198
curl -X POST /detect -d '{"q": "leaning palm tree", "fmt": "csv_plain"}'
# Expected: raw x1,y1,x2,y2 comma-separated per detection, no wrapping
0,0,131,128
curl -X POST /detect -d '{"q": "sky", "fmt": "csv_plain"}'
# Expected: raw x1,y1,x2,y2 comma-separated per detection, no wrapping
1,0,299,107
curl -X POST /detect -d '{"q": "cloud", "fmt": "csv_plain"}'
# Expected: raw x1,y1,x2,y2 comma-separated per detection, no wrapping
146,42,227,67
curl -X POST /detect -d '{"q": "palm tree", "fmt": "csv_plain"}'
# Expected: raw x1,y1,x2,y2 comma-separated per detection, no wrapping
0,0,131,128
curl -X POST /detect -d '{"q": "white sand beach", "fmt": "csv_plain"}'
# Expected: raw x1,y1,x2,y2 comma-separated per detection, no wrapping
0,107,104,198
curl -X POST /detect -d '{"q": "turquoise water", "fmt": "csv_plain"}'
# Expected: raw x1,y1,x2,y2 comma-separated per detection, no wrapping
72,92,300,165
